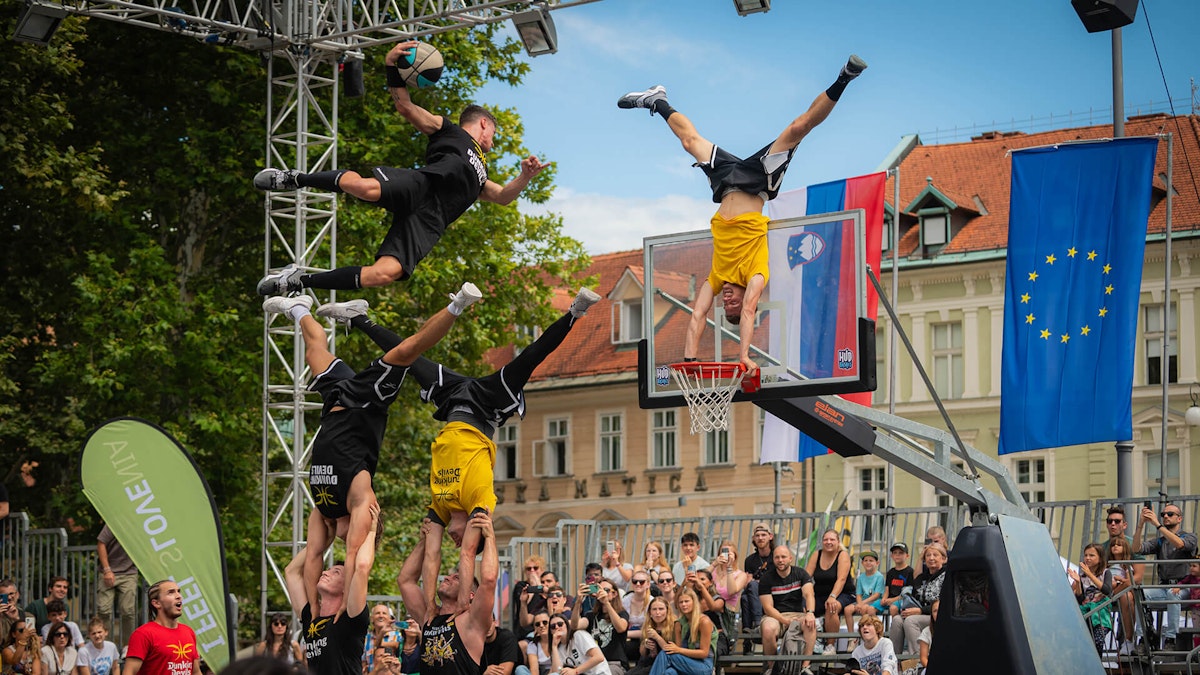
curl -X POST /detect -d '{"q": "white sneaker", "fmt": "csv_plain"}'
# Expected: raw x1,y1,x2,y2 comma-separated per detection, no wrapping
316,299,369,325
569,288,601,318
1119,640,1132,656
263,295,313,316
448,282,483,313
822,642,836,655
617,85,667,114
257,263,304,296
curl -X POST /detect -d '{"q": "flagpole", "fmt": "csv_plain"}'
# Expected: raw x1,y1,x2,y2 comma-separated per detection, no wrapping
887,167,900,509
1160,132,1174,499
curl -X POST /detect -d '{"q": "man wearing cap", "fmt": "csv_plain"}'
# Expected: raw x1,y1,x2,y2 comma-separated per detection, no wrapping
880,543,914,617
740,522,775,653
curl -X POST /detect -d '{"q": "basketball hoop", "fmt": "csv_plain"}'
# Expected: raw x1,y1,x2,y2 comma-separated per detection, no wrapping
669,362,761,434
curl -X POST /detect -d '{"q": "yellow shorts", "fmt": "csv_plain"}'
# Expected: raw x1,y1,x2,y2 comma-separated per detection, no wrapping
428,422,497,525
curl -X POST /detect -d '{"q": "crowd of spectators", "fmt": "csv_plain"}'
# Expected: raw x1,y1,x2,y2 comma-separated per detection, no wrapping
7,499,1200,674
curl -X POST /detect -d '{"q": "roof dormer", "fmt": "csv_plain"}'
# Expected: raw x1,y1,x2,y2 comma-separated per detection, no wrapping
904,176,982,256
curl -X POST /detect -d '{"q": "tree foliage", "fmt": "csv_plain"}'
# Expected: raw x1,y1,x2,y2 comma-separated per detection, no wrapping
0,1,589,640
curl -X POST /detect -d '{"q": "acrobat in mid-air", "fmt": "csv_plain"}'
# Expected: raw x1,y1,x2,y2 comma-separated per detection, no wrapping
617,54,867,372
255,40,549,294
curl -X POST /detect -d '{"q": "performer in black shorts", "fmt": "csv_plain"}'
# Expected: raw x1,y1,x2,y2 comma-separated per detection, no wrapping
285,503,380,675
254,40,549,294
317,286,600,609
263,282,480,614
616,55,866,372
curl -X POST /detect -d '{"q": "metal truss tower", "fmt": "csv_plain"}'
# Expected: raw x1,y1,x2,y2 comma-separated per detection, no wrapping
44,0,599,626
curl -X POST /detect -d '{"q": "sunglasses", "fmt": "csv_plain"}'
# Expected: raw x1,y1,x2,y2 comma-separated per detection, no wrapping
53,632,69,638
658,578,674,584
1162,512,1180,518
272,620,289,626
1106,518,1124,524
632,579,649,585
534,620,549,627
549,592,565,598
526,566,541,571
550,622,566,629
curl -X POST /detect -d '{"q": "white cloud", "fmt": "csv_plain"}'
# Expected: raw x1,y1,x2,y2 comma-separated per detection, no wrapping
522,189,715,255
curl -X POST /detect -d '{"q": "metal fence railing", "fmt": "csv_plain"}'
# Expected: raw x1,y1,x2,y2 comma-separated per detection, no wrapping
9,493,1200,634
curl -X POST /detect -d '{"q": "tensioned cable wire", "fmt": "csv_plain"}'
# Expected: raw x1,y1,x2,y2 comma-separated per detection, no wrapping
1141,0,1200,207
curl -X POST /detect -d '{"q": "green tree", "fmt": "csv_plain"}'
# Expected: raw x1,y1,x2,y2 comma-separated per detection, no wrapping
0,2,589,640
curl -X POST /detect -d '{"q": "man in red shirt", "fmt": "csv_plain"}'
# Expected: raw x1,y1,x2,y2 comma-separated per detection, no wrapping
122,580,200,675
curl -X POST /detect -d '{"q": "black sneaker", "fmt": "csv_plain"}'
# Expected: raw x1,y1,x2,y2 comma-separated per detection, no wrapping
617,85,667,113
256,263,304,296
841,54,868,80
1163,637,1177,652
253,168,301,191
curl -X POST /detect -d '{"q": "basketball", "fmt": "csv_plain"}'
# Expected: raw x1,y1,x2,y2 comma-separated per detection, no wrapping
396,43,443,88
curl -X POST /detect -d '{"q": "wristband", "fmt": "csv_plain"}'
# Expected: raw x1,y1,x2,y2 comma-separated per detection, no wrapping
385,65,406,89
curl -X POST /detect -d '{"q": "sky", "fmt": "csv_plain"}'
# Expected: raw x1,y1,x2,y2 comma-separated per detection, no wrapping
474,0,1200,255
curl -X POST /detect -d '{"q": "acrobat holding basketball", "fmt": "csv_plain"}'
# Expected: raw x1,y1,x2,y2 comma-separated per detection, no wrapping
617,55,867,372
254,40,549,294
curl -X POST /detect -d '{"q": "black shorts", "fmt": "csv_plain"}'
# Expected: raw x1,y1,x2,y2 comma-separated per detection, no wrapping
310,357,408,413
307,358,405,519
371,166,448,280
697,143,797,203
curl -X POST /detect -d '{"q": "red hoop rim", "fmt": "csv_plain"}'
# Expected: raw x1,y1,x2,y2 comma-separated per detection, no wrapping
669,361,746,378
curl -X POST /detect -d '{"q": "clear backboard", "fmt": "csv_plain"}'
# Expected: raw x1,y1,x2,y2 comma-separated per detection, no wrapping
638,209,876,408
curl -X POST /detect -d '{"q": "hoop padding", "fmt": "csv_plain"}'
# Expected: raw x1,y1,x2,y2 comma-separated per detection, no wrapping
670,362,746,434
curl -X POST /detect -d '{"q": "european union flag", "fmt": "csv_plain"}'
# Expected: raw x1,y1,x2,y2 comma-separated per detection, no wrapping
999,138,1159,455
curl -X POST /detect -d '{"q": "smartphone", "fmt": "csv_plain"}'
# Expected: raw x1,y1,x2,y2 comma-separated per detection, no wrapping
721,547,732,557
606,541,616,554
0,593,8,605
529,585,544,594
1144,500,1153,510
587,583,600,594
687,564,697,573
396,620,409,630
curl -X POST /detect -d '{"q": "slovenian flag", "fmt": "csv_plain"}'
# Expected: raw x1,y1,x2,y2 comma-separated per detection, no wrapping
760,171,886,463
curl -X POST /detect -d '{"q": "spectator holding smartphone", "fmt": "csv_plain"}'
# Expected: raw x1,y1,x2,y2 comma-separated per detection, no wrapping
3,616,44,675
671,534,709,584
602,542,634,593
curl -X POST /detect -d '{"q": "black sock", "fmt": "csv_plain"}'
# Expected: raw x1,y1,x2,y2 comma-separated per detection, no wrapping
826,79,849,102
297,170,347,193
299,266,361,290
651,99,677,121
350,315,403,352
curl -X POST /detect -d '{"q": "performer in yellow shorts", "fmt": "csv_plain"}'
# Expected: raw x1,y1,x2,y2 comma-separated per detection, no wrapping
427,421,498,527
618,54,867,372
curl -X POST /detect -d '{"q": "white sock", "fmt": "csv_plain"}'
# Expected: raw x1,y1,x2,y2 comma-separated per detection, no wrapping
288,305,309,322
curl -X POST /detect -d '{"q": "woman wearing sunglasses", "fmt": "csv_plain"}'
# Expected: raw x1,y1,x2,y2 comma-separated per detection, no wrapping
253,613,304,668
38,622,81,675
524,612,555,675
623,575,654,663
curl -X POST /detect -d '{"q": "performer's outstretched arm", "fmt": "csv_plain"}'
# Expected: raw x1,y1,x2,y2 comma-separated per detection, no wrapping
385,41,443,135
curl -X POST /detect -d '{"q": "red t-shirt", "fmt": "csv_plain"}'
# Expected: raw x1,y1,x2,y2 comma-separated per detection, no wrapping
126,621,198,675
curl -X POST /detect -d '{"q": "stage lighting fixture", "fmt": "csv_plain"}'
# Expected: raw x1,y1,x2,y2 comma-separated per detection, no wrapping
11,0,67,46
733,0,770,16
1071,0,1138,33
511,5,557,56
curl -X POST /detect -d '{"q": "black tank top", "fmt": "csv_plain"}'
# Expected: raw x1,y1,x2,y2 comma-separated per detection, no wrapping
420,613,481,675
812,552,854,599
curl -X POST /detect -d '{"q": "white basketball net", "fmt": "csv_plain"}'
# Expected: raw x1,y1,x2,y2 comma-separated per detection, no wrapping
670,363,746,434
